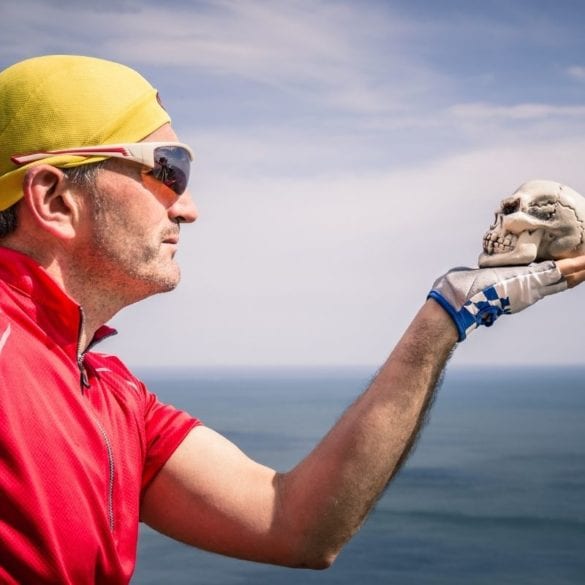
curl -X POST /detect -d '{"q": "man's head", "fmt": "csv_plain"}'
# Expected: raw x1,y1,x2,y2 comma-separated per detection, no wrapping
0,54,173,211
0,55,198,315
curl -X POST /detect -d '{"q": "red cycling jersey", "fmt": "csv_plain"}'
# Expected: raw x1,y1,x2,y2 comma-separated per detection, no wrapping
0,247,200,584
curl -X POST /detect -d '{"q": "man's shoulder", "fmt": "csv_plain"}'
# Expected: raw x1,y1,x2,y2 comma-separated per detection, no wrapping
86,351,145,392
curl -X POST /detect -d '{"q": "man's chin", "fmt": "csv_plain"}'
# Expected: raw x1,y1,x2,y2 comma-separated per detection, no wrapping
136,265,182,299
157,266,181,293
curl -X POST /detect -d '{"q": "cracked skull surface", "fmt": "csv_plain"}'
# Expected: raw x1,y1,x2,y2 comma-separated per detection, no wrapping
478,179,585,267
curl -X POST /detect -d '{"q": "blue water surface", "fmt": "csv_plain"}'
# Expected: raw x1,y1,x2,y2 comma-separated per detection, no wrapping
133,366,585,585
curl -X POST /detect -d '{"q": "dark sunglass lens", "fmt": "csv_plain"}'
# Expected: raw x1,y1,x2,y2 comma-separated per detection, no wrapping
152,146,191,195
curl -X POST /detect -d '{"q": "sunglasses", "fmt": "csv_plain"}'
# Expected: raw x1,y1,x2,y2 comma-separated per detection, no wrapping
11,141,194,195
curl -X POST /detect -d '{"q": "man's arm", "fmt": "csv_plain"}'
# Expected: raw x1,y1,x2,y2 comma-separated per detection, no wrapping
141,257,585,568
140,300,456,568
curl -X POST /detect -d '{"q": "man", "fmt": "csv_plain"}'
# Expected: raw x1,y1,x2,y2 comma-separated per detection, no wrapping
0,55,583,584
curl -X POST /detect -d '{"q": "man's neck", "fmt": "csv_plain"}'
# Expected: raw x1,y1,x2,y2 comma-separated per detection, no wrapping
2,241,123,351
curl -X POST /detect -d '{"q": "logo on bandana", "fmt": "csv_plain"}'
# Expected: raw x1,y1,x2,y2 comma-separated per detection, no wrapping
156,92,167,112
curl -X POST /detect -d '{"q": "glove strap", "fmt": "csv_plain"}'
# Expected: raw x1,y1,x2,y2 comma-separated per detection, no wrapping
428,287,512,342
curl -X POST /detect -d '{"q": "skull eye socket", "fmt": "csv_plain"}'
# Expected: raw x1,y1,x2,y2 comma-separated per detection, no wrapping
527,204,555,220
502,200,520,215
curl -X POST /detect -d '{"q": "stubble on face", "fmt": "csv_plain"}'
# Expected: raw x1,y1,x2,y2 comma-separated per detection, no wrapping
78,162,183,307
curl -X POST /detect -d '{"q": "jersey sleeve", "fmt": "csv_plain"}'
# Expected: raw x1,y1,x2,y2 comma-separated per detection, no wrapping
88,352,203,496
140,390,202,494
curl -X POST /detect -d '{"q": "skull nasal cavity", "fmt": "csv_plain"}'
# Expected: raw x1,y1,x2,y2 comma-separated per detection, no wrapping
502,199,520,215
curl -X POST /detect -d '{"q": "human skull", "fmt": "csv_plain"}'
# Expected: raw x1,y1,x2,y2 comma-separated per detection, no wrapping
478,180,585,267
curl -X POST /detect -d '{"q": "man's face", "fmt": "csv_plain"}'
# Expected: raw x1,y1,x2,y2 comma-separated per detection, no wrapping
76,124,198,304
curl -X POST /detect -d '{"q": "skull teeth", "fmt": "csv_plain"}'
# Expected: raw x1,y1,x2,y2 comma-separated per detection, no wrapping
483,232,517,255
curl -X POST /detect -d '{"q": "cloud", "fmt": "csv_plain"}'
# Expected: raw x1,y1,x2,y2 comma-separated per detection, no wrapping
450,102,585,121
0,0,446,118
566,65,585,81
106,135,585,367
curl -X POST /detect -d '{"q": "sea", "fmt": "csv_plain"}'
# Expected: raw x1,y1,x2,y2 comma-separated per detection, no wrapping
131,366,585,585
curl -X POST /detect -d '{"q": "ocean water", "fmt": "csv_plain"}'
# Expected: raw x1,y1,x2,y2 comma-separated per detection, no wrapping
132,366,585,584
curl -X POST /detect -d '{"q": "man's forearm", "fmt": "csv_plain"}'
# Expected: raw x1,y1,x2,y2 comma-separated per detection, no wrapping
276,299,458,567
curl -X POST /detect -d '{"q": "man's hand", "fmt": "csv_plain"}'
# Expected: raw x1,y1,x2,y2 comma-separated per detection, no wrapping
428,256,585,342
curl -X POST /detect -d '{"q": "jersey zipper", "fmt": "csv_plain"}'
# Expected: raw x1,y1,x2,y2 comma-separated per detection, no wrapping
92,415,116,533
77,307,116,533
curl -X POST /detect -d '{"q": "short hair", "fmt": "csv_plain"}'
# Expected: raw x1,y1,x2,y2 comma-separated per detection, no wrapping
0,201,19,238
0,161,106,239
61,161,105,190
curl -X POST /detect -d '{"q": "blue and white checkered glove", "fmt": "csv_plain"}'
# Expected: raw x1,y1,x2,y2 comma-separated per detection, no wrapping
428,261,567,341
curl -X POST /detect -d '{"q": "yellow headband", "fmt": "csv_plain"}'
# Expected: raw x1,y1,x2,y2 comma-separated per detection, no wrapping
0,55,171,211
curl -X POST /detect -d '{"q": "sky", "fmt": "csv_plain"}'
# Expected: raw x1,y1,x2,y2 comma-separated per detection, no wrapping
2,0,585,368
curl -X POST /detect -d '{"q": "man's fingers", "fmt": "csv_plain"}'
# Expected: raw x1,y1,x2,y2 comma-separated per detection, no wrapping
556,255,585,288
563,268,585,288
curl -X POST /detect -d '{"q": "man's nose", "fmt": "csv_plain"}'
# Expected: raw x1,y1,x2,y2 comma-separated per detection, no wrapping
169,188,199,223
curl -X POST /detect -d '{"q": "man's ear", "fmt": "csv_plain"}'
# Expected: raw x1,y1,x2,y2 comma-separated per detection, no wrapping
21,165,82,240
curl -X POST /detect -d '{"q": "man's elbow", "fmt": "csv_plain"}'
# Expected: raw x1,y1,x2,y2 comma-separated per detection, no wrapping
305,551,339,571
285,543,341,571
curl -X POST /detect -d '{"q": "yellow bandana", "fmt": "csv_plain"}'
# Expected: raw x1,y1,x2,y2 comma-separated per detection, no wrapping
0,55,171,210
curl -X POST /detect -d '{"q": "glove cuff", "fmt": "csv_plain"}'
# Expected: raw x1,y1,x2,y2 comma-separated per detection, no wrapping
427,290,473,342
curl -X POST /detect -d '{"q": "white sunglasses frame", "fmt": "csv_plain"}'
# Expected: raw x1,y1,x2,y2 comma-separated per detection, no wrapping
10,141,194,167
